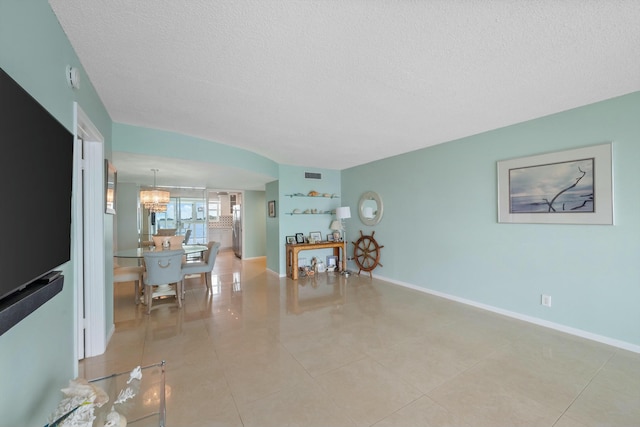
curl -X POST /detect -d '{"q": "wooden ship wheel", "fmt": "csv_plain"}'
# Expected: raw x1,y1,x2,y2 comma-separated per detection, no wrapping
352,230,384,278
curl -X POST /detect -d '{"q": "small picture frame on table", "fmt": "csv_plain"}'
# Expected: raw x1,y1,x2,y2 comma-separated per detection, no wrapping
295,233,305,244
286,235,296,244
309,231,322,242
327,234,335,242
326,255,338,271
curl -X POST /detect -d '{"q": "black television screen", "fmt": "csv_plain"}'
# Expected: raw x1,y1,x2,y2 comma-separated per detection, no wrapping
0,67,73,303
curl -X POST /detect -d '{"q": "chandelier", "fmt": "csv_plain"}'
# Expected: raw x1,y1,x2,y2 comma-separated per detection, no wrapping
148,203,167,213
140,169,170,210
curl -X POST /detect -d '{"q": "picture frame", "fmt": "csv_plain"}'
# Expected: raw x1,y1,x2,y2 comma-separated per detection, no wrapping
286,235,296,244
295,233,305,244
105,159,117,215
497,142,613,225
268,200,276,218
327,233,335,242
326,255,338,268
309,231,322,242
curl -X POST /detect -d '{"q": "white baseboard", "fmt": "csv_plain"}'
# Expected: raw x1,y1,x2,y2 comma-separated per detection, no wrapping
241,255,266,261
373,273,640,354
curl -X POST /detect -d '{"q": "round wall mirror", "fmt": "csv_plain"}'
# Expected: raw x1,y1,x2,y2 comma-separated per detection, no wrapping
358,191,383,226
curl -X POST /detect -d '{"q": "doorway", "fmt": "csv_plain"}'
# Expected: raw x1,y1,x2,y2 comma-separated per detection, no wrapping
73,103,107,363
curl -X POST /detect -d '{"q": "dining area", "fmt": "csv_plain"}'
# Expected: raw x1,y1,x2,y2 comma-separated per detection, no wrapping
114,236,221,314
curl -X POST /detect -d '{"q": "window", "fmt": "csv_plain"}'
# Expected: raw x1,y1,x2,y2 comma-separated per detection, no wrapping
208,199,220,221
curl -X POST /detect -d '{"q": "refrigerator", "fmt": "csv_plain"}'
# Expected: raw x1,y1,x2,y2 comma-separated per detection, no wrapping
232,205,242,258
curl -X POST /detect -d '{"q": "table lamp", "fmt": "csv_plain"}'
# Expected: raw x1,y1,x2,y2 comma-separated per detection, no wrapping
335,206,351,275
335,206,351,242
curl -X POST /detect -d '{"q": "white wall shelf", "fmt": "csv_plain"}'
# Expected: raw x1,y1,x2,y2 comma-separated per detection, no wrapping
285,193,340,198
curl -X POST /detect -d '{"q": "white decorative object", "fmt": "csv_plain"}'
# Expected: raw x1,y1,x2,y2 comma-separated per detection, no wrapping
48,366,143,427
115,387,135,404
47,378,109,427
127,366,142,383
103,408,127,427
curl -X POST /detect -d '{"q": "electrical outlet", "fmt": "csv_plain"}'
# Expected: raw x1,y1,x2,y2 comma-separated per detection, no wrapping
541,294,552,307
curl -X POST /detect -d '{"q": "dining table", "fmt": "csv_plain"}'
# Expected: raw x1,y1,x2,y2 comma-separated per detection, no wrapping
114,245,209,302
114,244,208,260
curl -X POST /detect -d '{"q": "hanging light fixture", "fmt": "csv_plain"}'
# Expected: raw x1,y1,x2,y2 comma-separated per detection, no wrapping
149,203,167,213
140,169,170,210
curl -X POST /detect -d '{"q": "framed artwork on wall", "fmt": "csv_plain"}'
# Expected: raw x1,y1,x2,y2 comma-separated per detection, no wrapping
497,142,613,225
268,200,276,217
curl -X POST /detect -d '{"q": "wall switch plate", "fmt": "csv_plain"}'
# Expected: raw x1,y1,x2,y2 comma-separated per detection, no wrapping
541,294,552,307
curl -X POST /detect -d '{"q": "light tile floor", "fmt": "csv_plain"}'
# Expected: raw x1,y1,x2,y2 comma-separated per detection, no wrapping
80,250,640,427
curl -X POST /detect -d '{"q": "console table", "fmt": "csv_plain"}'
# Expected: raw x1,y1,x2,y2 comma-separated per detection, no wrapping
286,241,347,279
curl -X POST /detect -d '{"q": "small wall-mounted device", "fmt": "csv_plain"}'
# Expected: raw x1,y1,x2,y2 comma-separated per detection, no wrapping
66,65,80,89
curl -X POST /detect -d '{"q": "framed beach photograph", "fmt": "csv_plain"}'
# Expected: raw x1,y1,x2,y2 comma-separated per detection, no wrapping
105,159,117,215
268,200,276,217
309,231,322,242
286,235,296,244
497,142,613,224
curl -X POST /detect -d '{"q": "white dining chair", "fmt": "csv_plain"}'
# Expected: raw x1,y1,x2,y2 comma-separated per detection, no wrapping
113,263,145,304
142,249,185,314
181,241,221,292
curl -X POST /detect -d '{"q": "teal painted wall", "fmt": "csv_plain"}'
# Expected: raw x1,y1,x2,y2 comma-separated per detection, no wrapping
276,165,342,275
112,123,279,181
0,1,113,425
266,181,280,272
342,92,640,348
115,183,142,267
243,190,267,259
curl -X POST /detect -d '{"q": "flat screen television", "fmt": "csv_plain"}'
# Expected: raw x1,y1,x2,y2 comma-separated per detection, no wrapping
0,67,73,334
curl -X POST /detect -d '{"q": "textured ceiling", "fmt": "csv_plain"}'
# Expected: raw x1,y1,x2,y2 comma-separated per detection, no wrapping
48,0,640,190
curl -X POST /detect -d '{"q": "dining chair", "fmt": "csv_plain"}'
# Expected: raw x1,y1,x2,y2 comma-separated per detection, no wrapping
152,235,169,248
142,249,185,314
183,229,192,245
156,228,177,236
113,263,145,304
181,241,221,292
168,235,184,248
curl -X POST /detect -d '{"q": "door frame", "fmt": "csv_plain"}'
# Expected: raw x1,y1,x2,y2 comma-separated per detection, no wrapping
73,103,107,362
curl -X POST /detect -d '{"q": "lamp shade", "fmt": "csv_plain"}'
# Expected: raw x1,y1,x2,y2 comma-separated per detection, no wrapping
336,206,351,220
140,168,170,209
140,189,170,206
329,220,343,231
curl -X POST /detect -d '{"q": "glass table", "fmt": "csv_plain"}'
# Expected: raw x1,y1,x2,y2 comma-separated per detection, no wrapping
89,361,166,426
114,245,208,260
